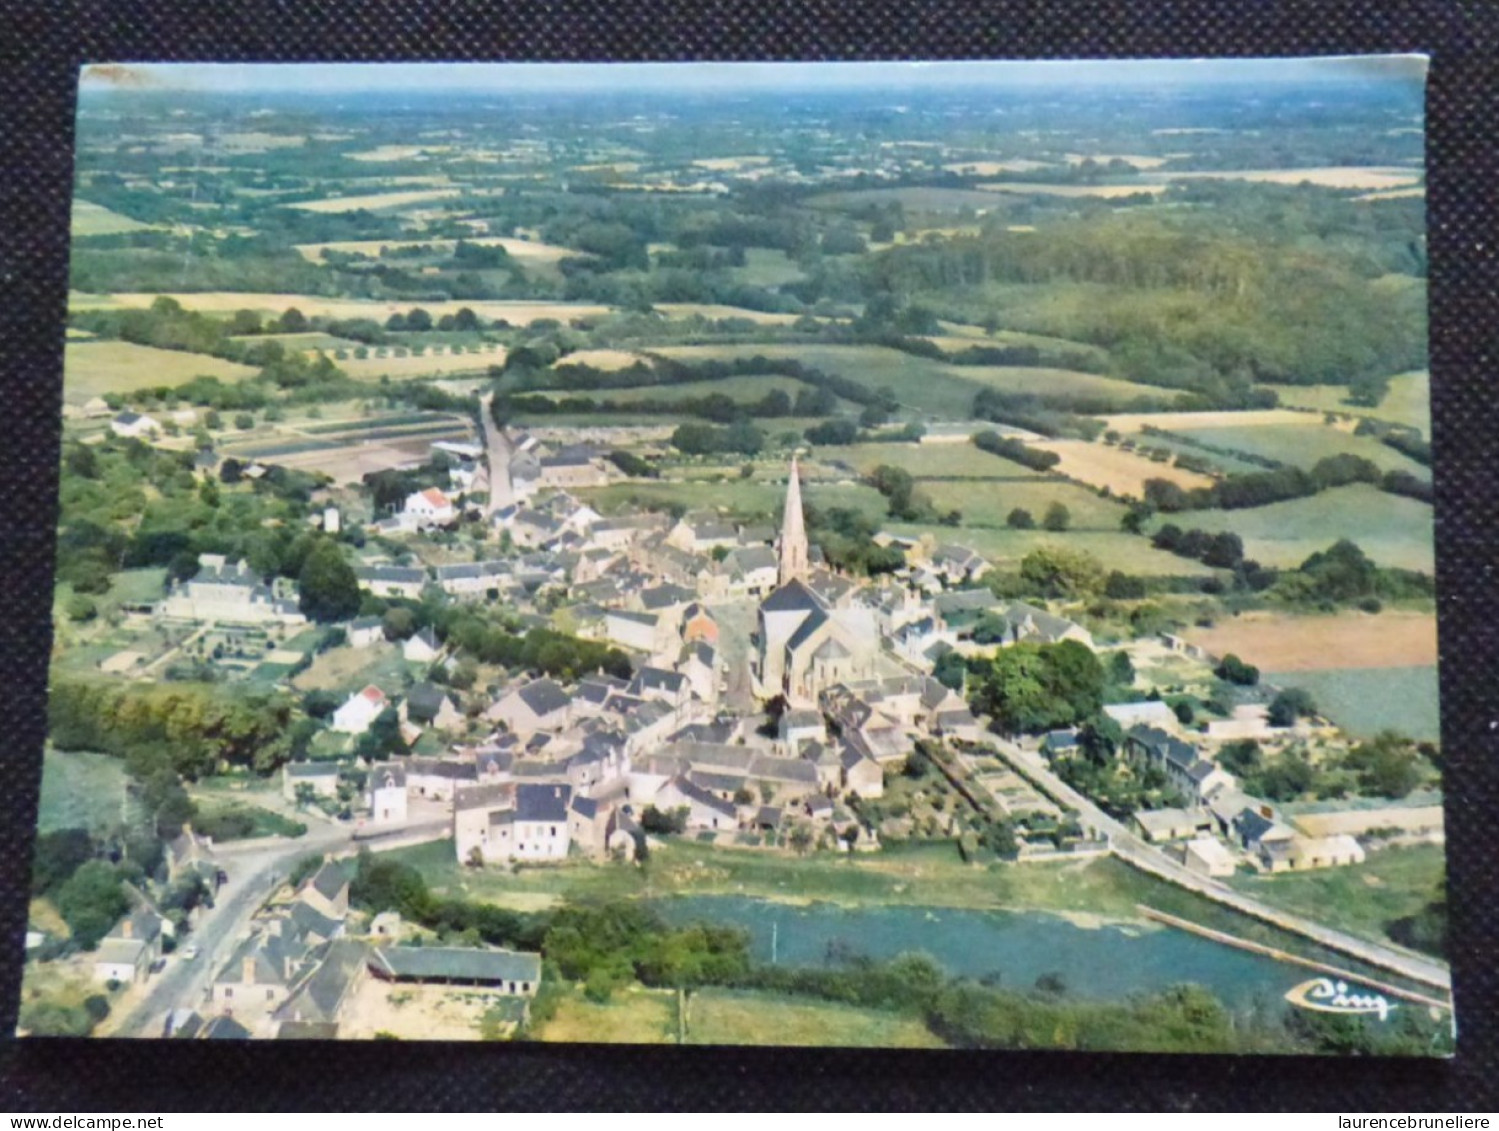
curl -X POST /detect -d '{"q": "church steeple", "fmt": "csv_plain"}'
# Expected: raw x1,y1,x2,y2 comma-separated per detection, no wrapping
778,456,810,586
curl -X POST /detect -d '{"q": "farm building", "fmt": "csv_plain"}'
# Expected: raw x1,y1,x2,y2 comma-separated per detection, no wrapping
367,946,541,995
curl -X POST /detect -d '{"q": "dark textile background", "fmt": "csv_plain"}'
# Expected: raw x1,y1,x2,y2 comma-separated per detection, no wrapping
1,0,1496,1111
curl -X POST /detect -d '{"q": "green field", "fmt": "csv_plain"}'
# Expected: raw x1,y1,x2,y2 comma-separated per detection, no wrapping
916,476,1129,532
890,525,1218,576
1266,665,1440,741
732,248,807,288
1229,843,1444,953
654,343,996,419
1158,483,1434,572
545,374,812,407
229,331,362,352
71,199,156,237
686,988,947,1048
1171,422,1429,479
807,186,1018,214
949,364,1149,405
832,442,1045,480
1268,372,1430,435
37,750,133,834
579,478,891,524
64,341,258,401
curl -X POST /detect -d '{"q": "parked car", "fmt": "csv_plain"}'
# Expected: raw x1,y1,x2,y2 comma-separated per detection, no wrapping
181,943,199,961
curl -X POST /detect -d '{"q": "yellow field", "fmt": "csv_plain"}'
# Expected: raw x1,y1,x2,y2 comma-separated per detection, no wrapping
692,155,773,171
978,182,1168,198
80,293,615,325
334,344,506,382
1354,188,1427,202
345,145,451,162
64,341,257,401
685,989,946,1048
71,199,156,237
1031,438,1215,497
535,988,677,1044
1159,167,1422,190
294,235,577,266
561,348,648,371
1101,408,1314,434
284,188,461,213
1267,372,1429,434
1065,153,1169,169
653,304,812,325
943,159,1054,176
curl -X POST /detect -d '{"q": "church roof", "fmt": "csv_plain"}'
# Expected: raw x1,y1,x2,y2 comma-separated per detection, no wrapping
785,608,830,654
760,578,827,615
813,637,851,661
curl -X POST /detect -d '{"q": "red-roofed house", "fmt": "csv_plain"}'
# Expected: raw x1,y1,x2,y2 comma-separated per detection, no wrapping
404,487,456,529
332,685,388,734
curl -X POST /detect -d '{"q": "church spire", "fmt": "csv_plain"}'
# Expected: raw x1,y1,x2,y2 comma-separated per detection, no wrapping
778,456,810,586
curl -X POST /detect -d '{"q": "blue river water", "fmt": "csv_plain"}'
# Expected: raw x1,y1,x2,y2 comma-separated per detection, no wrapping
655,895,1312,1011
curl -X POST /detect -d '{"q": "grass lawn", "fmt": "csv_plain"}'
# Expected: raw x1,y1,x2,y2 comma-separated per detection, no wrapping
534,986,677,1044
1228,844,1444,953
64,341,257,402
291,641,411,695
1268,372,1430,434
1171,422,1429,479
1152,483,1434,573
36,749,134,834
685,988,946,1048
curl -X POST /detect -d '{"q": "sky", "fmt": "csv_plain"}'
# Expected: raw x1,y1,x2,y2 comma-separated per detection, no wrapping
80,56,1429,97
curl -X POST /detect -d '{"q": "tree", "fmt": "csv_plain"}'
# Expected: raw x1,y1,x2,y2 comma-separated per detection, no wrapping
1215,653,1260,686
1042,502,1071,532
1104,571,1146,600
1218,739,1264,775
64,593,98,622
278,307,309,333
1346,731,1422,799
298,539,360,622
381,607,417,641
1268,688,1317,727
1006,507,1035,530
1108,650,1135,687
55,861,129,950
234,412,254,431
31,828,95,895
933,650,968,692
1019,545,1104,598
640,806,688,835
971,641,1105,735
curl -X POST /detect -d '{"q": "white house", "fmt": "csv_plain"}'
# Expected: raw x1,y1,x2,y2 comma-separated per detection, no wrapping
332,685,388,735
369,765,408,825
110,411,161,439
403,627,440,663
403,487,457,528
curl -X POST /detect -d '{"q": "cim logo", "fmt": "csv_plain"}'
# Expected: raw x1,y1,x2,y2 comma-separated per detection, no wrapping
1285,977,1396,1021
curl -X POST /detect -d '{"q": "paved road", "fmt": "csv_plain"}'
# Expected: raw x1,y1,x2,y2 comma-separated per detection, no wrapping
479,393,514,514
964,738,1452,993
108,822,355,1038
706,598,758,714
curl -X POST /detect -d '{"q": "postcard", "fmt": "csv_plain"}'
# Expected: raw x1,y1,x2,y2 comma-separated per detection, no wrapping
20,57,1449,1053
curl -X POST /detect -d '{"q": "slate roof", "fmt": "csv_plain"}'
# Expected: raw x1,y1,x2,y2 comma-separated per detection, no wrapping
370,946,541,985
515,782,570,823
201,1015,252,1040
514,678,570,717
455,782,516,812
1128,725,1199,772
606,608,658,627
569,795,600,820
665,775,737,817
356,564,428,585
405,681,451,723
760,579,828,614
308,861,350,903
630,667,686,696
277,939,368,1025
640,584,696,609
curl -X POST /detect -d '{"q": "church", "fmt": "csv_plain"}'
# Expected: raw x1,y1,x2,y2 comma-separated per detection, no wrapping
752,458,880,706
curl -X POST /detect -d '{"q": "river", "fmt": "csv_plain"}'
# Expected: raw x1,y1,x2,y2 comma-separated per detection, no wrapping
657,895,1318,1012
